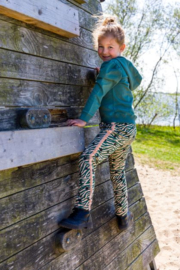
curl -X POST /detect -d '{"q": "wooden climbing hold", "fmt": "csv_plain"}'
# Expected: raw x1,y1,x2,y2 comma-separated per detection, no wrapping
19,108,51,129
55,229,83,252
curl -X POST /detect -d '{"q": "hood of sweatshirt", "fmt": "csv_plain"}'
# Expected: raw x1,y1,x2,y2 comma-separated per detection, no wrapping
116,56,142,91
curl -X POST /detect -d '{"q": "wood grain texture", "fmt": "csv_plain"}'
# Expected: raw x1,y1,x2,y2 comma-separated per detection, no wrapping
39,212,151,270
0,126,85,171
0,108,100,132
0,48,94,84
103,229,158,270
0,200,148,270
0,156,137,200
0,108,18,131
0,19,99,67
0,173,141,230
0,180,115,262
125,153,135,171
0,15,95,49
0,154,79,199
0,1,98,38
77,226,157,270
0,155,110,199
127,240,160,270
0,0,79,37
67,0,101,16
0,79,92,107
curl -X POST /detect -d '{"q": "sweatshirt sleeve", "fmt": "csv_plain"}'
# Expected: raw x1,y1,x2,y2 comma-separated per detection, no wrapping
80,59,122,123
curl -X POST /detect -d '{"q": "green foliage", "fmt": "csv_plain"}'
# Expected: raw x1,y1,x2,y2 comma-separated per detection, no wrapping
132,125,180,168
106,0,165,65
134,92,174,125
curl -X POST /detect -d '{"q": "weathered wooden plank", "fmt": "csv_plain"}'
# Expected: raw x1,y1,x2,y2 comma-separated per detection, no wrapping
71,26,94,49
84,125,100,145
0,192,114,263
0,108,100,132
0,200,148,270
0,155,79,199
104,230,159,270
77,226,157,270
67,0,101,16
0,2,97,31
126,152,135,171
0,79,92,108
0,152,111,199
0,126,85,171
0,197,112,262
0,0,79,37
0,49,94,84
0,152,138,200
48,0,99,31
0,172,141,231
40,212,152,270
0,20,99,67
0,177,113,230
0,108,18,131
127,240,160,270
0,15,95,49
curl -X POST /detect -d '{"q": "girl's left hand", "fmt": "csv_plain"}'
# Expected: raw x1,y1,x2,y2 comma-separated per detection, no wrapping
66,119,87,127
95,67,100,74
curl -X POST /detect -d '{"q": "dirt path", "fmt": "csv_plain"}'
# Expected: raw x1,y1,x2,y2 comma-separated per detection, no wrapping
135,158,180,270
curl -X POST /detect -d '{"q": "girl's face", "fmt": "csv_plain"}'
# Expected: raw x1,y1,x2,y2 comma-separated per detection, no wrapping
98,35,125,62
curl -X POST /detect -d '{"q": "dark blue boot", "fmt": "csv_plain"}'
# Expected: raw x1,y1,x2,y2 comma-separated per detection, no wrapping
116,211,133,231
59,208,93,229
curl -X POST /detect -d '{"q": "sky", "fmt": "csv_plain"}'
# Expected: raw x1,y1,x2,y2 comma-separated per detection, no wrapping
101,0,180,94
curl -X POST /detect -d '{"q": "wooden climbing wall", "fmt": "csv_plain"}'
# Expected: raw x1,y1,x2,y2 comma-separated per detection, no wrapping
0,0,160,269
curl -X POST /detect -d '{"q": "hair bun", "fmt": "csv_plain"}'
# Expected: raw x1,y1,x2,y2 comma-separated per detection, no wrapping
102,16,117,26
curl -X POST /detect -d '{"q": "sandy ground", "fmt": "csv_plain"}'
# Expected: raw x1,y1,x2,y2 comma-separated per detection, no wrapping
135,159,180,270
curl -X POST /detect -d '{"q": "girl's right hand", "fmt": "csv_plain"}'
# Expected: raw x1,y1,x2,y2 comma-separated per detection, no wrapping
66,119,86,127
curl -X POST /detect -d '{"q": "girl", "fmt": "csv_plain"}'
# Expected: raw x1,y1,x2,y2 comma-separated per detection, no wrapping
60,15,142,231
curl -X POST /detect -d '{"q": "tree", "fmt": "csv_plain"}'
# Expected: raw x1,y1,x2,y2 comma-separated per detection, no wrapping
135,92,174,126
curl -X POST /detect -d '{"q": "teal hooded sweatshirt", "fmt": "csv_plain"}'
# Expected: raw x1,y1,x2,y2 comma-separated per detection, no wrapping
80,56,142,124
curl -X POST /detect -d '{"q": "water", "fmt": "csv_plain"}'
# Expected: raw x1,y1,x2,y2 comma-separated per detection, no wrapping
135,93,180,126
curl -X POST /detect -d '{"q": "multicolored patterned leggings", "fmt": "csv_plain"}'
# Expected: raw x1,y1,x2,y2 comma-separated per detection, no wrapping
75,122,136,217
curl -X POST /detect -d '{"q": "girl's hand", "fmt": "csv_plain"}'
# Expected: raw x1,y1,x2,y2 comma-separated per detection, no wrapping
66,119,87,127
95,67,100,74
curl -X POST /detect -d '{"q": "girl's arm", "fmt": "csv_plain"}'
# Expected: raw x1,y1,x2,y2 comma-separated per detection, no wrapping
66,60,121,126
79,59,122,123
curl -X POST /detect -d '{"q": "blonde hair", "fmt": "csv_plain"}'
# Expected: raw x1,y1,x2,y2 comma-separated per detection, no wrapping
92,14,125,50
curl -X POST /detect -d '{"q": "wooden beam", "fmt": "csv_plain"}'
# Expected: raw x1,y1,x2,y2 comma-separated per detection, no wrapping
0,0,79,37
0,126,84,171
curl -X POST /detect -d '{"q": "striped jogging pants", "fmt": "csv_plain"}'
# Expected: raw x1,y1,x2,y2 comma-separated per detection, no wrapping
75,122,136,217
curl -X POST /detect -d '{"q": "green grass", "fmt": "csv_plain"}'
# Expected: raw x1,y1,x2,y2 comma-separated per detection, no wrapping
132,125,180,171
